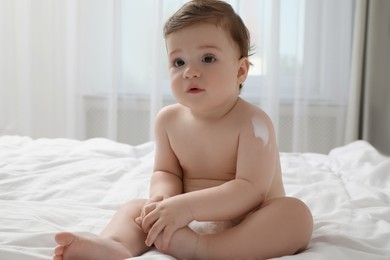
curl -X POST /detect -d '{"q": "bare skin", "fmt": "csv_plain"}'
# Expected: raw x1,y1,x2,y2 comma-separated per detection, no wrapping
53,23,313,260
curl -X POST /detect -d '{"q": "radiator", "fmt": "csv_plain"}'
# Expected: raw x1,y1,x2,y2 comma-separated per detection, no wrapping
84,95,346,153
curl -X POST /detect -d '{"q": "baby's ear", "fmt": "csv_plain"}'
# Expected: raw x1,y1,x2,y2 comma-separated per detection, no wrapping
237,57,250,85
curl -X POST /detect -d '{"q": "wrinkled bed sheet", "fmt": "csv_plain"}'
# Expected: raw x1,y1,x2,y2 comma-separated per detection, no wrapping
0,136,389,259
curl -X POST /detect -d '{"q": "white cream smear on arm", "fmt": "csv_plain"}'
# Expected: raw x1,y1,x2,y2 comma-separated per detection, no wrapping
251,116,269,146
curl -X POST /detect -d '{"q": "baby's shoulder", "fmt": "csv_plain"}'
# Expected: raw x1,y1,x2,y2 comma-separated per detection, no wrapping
157,103,181,117
155,104,186,126
235,99,275,142
236,99,273,126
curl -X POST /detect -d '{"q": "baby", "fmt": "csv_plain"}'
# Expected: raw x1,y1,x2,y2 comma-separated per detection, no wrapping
53,0,313,259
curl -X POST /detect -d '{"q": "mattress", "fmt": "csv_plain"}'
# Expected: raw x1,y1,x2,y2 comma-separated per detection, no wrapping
0,136,389,259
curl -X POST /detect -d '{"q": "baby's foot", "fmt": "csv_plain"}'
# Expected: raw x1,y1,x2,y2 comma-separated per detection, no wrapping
53,232,131,260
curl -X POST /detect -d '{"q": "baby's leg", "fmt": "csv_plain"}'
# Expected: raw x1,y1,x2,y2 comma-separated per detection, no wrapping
53,199,149,260
196,197,313,259
100,199,149,254
163,197,313,260
153,226,200,259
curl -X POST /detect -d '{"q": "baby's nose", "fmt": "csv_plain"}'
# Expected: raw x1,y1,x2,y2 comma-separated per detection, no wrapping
183,65,201,78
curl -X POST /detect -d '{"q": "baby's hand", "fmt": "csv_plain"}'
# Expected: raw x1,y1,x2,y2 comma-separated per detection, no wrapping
135,195,165,228
141,196,193,250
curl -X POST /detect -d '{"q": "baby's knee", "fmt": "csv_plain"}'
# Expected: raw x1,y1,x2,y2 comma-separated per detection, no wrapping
288,198,312,225
118,199,147,216
284,197,313,246
124,199,147,208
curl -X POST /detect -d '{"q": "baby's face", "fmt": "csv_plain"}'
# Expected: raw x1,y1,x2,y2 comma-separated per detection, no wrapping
165,23,246,114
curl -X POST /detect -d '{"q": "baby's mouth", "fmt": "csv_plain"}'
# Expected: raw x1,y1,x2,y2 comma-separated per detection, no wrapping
187,87,205,94
186,85,204,93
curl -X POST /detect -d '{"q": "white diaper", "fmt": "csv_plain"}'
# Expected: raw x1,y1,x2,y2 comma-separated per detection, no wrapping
188,220,236,235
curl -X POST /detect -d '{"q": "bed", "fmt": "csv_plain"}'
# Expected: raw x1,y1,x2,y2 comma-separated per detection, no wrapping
0,135,389,260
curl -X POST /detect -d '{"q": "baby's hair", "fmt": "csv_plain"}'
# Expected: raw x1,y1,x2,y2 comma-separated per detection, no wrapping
163,0,252,90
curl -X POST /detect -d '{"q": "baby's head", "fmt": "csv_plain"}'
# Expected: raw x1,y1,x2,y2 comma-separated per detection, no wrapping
164,0,251,89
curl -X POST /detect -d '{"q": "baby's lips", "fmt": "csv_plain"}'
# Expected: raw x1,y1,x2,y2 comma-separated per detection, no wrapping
186,85,205,93
186,84,201,92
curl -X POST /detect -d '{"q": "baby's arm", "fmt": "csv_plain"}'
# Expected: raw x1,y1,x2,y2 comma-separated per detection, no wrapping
149,107,183,199
137,108,183,226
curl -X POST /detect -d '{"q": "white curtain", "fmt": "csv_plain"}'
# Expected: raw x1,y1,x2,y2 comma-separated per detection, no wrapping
0,0,355,153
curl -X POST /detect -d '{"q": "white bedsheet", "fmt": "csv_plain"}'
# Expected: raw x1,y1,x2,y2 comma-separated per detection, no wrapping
0,136,389,260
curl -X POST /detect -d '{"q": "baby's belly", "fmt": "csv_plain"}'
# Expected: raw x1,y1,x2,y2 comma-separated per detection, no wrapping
183,177,229,193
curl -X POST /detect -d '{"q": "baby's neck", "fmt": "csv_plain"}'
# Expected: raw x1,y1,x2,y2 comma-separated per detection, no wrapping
188,97,241,122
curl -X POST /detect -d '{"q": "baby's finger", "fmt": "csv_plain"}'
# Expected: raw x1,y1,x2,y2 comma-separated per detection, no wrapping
141,208,158,233
135,217,142,225
141,198,154,219
141,202,156,221
143,196,163,210
145,220,164,247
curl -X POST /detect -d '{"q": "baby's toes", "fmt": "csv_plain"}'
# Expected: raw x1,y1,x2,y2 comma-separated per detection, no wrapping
54,245,65,256
55,232,75,246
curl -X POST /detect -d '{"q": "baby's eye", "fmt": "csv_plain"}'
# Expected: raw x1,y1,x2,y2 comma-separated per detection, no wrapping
202,55,216,63
173,59,185,67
